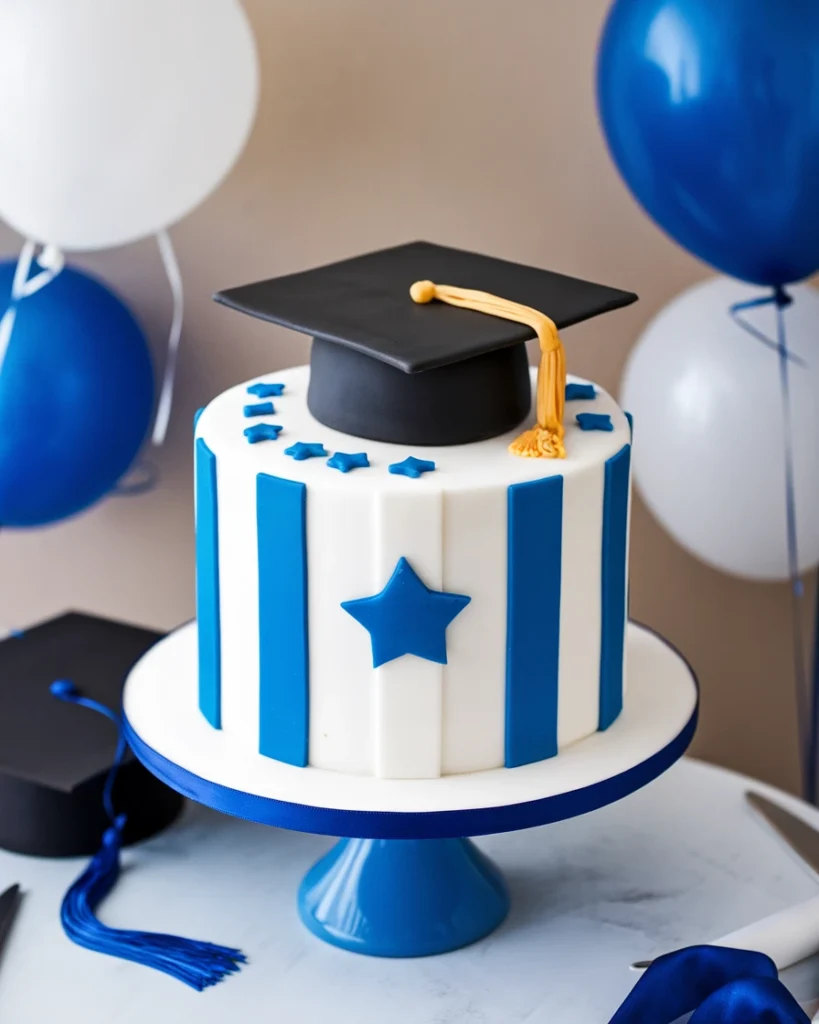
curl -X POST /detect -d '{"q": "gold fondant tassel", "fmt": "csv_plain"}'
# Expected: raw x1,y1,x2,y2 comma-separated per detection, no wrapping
409,280,566,459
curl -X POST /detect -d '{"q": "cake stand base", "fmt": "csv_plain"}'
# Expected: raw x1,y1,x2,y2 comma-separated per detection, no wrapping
299,837,509,957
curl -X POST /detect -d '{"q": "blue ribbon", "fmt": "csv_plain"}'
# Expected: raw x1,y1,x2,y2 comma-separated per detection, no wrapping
609,946,810,1023
730,288,813,802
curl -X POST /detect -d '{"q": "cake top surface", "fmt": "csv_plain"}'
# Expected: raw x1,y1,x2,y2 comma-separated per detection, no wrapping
213,241,637,375
197,366,631,493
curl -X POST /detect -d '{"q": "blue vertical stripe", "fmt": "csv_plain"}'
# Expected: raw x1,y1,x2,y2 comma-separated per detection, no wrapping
257,473,309,766
600,444,631,730
195,437,221,728
505,475,563,767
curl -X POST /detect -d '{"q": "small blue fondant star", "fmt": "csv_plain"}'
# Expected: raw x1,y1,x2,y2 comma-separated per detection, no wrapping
244,423,283,444
342,557,471,668
389,456,436,479
327,451,369,473
244,401,275,417
247,382,285,398
284,442,328,461
576,412,613,432
565,382,596,401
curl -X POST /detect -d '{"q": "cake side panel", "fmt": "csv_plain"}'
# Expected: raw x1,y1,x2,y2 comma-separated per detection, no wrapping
307,486,376,774
193,366,632,777
557,460,604,747
373,489,444,780
442,487,506,774
208,449,261,748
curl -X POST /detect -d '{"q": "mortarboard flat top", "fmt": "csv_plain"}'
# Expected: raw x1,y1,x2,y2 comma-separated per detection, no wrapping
215,241,637,374
215,241,637,447
0,612,182,857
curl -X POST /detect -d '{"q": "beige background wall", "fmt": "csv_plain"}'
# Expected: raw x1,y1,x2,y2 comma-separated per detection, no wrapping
0,0,806,792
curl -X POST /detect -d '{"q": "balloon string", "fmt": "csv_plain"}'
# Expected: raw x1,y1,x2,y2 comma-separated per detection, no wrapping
728,292,807,367
113,459,159,497
730,288,812,801
813,557,819,807
151,230,184,446
0,239,64,375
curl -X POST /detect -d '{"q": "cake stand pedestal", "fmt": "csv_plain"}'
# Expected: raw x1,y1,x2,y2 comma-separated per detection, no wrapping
122,622,698,959
298,836,509,956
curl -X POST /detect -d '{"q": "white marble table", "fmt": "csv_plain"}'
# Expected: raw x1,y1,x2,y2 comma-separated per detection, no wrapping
0,757,816,1023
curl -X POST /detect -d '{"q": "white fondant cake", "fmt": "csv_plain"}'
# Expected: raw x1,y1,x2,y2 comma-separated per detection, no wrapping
194,367,632,780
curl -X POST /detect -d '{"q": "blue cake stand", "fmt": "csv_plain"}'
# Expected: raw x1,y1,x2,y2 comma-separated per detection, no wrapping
123,621,698,959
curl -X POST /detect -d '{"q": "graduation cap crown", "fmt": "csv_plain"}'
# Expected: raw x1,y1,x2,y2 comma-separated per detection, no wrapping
216,241,637,451
0,612,181,857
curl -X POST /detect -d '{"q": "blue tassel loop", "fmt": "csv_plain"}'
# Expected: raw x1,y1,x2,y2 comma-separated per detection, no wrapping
50,679,247,990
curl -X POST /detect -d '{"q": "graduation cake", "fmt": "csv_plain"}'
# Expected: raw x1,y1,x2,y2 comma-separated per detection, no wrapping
194,241,637,781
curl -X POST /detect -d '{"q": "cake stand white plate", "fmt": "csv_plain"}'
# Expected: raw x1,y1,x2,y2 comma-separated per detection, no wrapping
122,621,697,957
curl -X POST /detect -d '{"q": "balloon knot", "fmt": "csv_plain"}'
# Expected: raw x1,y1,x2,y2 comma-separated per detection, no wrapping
774,285,793,309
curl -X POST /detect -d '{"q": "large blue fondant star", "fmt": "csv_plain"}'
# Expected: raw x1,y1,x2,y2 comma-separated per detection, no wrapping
342,557,471,667
389,456,436,479
284,441,328,461
244,400,276,417
327,451,370,473
247,381,285,398
244,423,283,444
576,412,613,432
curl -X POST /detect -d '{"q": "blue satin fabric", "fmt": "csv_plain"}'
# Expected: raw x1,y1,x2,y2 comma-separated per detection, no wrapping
609,946,810,1023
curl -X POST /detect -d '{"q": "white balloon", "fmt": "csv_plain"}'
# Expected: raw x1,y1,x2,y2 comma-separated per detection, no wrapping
0,0,258,251
621,276,819,581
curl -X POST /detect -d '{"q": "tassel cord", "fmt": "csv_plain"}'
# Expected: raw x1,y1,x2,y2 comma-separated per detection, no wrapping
409,279,566,458
50,680,246,990
51,681,124,822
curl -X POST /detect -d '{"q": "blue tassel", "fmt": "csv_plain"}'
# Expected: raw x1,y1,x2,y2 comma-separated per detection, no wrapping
50,679,247,990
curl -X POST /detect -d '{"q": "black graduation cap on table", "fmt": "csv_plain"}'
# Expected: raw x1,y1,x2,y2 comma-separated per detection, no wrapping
0,612,182,857
215,241,638,446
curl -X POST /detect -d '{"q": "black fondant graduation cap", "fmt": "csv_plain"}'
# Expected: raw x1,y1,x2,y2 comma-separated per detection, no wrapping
0,612,182,857
216,241,637,446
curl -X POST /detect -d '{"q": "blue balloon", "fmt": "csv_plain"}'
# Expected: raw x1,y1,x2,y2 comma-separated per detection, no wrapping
598,0,819,286
0,263,153,526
